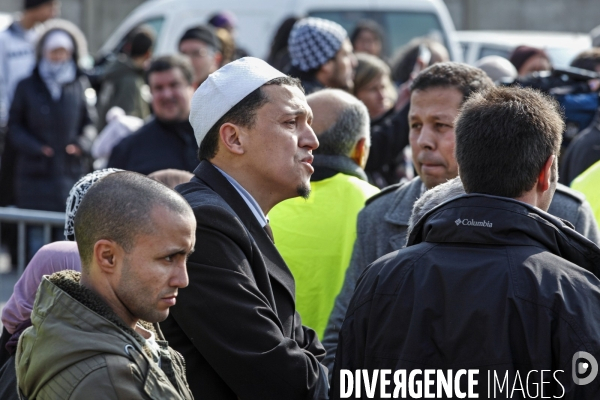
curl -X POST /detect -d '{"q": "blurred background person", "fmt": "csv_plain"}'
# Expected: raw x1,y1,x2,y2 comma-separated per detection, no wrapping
350,19,384,59
7,19,94,270
475,55,518,83
0,0,59,129
365,38,450,188
178,25,222,89
213,27,235,66
0,0,59,209
353,53,396,120
9,23,94,215
288,17,357,94
208,10,249,59
95,26,154,131
266,16,299,72
108,55,197,175
560,48,600,185
91,106,143,169
509,45,552,77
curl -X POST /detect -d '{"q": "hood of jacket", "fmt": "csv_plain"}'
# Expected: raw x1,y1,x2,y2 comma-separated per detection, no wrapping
34,19,88,67
407,193,600,278
16,270,149,398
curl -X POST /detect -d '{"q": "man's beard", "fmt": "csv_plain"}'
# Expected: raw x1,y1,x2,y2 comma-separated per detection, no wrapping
297,183,311,200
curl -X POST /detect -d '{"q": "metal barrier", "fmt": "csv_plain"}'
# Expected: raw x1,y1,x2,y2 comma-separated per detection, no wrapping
0,207,66,274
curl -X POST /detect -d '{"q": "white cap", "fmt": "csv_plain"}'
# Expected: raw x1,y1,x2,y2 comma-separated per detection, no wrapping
190,57,286,146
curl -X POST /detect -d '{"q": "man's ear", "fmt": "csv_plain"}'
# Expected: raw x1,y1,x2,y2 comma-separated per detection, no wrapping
537,154,556,192
218,123,245,155
93,239,121,275
350,137,370,169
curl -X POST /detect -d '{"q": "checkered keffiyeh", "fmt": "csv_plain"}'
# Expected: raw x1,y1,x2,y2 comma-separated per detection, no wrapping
64,168,123,241
288,17,348,72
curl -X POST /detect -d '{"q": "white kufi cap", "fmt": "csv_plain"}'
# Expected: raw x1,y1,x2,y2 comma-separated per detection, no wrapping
190,57,287,146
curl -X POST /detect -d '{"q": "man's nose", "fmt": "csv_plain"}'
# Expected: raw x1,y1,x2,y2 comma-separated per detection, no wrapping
172,261,189,289
301,124,319,151
417,125,436,150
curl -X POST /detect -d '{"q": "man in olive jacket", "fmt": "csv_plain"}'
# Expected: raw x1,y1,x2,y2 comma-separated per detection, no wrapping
16,172,195,399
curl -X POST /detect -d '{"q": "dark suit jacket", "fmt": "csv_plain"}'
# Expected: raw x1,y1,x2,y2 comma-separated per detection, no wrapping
161,160,328,400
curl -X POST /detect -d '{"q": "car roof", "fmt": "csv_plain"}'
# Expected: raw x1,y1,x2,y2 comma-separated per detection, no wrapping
456,30,591,48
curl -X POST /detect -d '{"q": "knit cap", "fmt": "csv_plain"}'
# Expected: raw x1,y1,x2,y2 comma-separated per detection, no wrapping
288,17,348,72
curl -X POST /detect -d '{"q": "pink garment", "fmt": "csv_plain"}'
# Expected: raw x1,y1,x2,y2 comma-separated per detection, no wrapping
1,241,80,334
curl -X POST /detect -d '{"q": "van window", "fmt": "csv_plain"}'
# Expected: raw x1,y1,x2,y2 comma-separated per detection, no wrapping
308,10,446,58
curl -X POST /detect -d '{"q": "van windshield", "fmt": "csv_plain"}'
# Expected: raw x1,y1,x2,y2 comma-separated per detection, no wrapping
309,10,446,58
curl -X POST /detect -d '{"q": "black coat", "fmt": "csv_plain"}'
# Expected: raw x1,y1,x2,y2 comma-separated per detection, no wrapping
364,104,410,188
8,68,92,211
560,111,600,185
332,194,600,399
107,118,198,175
160,161,329,400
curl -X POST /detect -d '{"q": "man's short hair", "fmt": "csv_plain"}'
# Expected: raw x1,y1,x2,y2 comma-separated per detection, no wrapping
314,97,370,157
74,171,191,270
198,76,303,161
145,55,195,86
410,62,494,102
455,86,564,198
570,48,600,72
127,26,154,58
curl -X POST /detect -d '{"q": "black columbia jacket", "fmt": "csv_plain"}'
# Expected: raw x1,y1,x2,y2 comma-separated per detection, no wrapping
332,194,600,399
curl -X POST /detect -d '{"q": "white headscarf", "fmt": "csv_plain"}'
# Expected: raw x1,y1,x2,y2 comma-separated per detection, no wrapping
39,29,77,100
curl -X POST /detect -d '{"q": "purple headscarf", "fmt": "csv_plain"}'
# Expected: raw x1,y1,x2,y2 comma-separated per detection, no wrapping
1,241,81,334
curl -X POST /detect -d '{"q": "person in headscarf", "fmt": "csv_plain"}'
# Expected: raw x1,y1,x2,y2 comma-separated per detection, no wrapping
8,21,95,214
0,168,120,400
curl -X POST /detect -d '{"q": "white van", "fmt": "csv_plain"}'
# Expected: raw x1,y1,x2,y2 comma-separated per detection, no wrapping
98,0,462,62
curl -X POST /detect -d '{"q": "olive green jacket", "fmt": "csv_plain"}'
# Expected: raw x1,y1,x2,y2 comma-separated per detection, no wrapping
16,270,193,400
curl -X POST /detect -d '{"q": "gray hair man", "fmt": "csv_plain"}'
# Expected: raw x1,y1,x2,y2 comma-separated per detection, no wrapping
270,89,379,339
16,171,195,399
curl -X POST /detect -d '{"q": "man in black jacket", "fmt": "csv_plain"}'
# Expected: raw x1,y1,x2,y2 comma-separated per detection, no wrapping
108,55,197,174
332,86,600,399
160,57,329,399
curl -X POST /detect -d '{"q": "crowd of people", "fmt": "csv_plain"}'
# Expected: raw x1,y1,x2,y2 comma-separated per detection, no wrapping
1,0,600,398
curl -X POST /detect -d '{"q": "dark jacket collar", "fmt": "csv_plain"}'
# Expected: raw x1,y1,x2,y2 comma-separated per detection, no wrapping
408,194,600,278
311,154,367,181
189,160,296,301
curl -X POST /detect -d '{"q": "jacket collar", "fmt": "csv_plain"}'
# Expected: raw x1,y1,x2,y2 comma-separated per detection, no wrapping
408,194,600,278
384,176,425,227
311,154,368,181
191,161,296,301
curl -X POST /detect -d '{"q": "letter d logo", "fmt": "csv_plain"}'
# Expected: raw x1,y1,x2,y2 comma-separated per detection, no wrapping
573,351,598,385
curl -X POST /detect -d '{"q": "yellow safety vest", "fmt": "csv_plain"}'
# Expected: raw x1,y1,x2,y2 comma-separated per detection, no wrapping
269,173,379,338
571,160,600,226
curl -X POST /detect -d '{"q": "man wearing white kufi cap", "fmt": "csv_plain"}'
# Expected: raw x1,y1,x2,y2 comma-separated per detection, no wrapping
160,57,328,399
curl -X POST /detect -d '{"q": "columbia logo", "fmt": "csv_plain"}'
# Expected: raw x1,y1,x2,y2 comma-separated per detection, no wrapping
455,218,493,228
